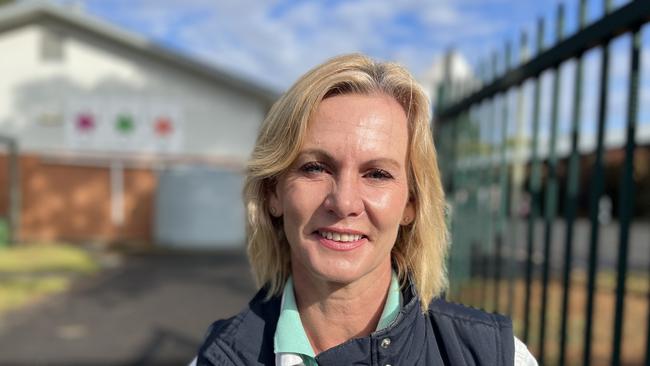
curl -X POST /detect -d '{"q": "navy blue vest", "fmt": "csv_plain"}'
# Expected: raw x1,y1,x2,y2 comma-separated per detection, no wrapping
196,283,514,365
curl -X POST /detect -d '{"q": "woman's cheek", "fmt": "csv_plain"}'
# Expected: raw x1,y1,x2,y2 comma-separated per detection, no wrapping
363,186,408,218
285,180,329,217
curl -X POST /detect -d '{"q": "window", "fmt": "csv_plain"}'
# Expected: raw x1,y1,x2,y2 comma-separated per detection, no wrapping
41,30,65,62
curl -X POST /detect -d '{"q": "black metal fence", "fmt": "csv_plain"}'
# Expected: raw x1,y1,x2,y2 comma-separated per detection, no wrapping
434,1,650,365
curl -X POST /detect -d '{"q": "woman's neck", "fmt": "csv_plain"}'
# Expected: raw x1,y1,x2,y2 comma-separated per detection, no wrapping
291,264,392,355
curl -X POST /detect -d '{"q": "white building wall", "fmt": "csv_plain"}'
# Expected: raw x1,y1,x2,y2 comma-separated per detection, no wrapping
0,22,269,163
0,25,43,138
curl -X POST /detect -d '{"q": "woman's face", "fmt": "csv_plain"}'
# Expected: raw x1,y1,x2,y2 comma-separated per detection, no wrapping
270,93,414,286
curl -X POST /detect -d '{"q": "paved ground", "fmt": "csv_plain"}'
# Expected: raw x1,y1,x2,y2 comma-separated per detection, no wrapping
0,250,256,366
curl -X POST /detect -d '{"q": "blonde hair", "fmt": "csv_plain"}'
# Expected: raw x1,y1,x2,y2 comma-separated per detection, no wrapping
244,54,449,311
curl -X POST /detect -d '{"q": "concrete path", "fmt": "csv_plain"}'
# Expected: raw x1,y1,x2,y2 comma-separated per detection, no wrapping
0,250,256,366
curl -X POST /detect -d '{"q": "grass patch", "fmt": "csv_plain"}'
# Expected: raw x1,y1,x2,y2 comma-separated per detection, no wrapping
0,243,98,274
0,276,69,313
0,243,100,316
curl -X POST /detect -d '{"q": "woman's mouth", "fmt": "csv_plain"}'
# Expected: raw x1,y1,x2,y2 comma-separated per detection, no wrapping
315,230,367,251
318,230,364,242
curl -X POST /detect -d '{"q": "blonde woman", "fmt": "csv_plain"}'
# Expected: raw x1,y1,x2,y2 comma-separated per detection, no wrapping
193,54,536,366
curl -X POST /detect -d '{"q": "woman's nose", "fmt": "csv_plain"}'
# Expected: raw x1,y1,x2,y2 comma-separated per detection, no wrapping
324,172,364,218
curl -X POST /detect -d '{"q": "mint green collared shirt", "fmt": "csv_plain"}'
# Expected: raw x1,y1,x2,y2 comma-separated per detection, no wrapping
273,273,402,366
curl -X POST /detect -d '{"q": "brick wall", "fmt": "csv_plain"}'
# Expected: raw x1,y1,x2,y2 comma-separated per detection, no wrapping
15,154,156,245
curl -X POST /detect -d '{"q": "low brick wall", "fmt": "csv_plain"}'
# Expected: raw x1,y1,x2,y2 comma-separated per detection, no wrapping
3,154,157,245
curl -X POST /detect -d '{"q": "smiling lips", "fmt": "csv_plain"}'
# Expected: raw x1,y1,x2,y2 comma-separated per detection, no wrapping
316,230,367,251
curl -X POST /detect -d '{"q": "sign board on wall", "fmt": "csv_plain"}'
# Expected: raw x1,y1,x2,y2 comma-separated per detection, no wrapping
64,97,183,154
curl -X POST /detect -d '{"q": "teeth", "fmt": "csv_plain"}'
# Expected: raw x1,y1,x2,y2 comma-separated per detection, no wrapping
319,231,362,242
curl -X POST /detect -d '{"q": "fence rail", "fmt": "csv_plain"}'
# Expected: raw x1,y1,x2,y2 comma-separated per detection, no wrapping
434,1,649,365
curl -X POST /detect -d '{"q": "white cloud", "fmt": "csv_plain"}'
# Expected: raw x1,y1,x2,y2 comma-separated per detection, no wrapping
46,0,572,92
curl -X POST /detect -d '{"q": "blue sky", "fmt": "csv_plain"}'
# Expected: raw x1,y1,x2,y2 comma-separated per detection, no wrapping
42,0,650,140
45,0,632,92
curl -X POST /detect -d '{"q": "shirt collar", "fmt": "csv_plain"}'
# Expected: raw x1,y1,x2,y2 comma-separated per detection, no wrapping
273,271,402,359
273,276,316,358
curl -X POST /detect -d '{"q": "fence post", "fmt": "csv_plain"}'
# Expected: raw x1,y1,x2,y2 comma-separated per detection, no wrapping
583,1,613,364
538,5,565,365
610,26,641,366
508,30,529,320
559,1,588,364
494,41,512,315
523,17,545,345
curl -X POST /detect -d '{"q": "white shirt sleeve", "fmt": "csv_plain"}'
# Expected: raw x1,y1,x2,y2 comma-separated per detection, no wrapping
514,336,538,366
276,353,306,366
188,356,197,366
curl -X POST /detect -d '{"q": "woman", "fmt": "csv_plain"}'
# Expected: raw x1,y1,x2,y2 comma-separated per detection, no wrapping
194,54,537,365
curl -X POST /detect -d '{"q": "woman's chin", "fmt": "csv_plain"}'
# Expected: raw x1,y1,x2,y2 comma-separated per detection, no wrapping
291,253,360,285
304,256,387,287
291,243,391,287
314,269,362,286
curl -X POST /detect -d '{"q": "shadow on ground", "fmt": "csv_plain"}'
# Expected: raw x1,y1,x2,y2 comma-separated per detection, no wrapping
0,249,256,366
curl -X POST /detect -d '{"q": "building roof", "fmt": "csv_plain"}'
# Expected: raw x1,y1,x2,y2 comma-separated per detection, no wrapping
0,1,280,104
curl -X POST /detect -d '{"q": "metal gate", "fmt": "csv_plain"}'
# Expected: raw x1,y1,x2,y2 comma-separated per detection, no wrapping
434,1,650,365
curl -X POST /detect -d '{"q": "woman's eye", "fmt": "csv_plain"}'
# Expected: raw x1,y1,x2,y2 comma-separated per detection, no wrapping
300,162,326,174
366,169,393,180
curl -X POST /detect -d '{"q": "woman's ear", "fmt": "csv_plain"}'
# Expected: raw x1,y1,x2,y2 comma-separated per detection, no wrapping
268,182,283,217
401,200,415,225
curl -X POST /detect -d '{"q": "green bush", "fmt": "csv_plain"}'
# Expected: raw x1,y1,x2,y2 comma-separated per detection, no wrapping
0,219,8,248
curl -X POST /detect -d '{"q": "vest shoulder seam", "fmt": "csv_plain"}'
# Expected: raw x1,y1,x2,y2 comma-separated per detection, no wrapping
428,301,512,328
215,307,253,343
204,337,241,365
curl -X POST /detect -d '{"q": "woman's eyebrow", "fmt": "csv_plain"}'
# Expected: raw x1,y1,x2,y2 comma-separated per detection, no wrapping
297,148,335,162
298,149,401,170
363,158,401,171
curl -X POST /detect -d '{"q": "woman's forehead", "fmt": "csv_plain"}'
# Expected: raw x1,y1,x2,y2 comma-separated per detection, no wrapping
301,94,409,162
